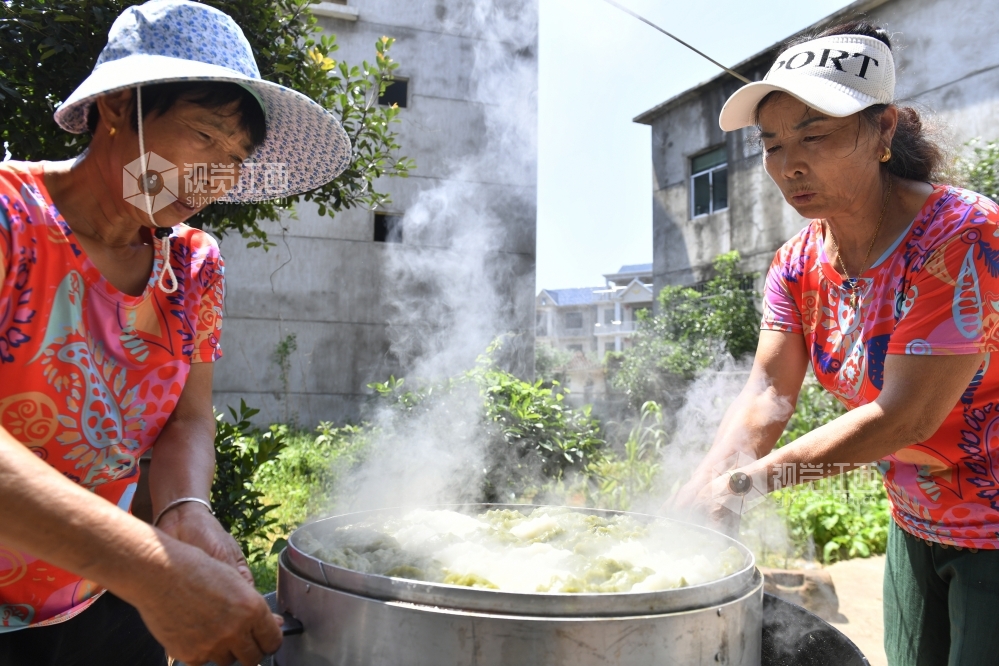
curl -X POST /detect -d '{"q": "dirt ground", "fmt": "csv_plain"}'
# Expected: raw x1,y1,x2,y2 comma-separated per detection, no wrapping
825,555,887,666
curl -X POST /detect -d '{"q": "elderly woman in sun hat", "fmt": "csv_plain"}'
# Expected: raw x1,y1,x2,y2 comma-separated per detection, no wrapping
0,1,349,664
671,20,999,665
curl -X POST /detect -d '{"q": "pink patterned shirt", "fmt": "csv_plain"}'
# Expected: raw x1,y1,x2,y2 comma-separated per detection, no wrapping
0,161,224,628
763,185,999,548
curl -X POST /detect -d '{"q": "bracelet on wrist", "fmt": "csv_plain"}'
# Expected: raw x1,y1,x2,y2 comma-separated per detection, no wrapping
152,497,214,527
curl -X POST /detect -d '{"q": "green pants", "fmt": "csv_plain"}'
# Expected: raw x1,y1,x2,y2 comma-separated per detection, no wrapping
884,520,999,665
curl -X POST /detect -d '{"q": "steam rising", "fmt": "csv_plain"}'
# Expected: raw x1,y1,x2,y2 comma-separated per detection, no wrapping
331,1,796,573
337,0,538,511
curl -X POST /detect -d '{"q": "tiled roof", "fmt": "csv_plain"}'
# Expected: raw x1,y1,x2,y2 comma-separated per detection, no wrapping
615,263,653,274
540,287,601,305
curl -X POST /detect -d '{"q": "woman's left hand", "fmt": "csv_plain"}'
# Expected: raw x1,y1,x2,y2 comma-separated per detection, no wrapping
155,502,254,587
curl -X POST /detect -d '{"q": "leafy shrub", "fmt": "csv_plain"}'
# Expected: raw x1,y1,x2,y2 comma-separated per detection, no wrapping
612,251,759,409
211,401,288,561
478,363,605,501
957,138,998,202
534,343,572,385
368,346,607,503
245,420,369,591
773,469,890,563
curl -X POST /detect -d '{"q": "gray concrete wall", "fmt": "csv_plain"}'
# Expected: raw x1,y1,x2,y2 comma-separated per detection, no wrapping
213,0,538,426
641,0,999,299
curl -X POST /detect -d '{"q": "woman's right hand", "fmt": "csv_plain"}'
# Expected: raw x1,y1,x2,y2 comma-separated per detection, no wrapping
668,471,711,515
665,471,745,538
131,537,283,666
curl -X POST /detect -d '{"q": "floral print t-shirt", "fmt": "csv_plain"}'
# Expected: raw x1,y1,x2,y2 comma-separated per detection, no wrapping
0,161,224,629
763,185,999,549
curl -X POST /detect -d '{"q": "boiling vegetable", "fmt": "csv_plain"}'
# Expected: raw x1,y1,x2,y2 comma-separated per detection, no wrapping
296,507,746,594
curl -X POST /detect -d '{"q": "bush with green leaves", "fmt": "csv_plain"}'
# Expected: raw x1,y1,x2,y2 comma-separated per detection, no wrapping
369,346,607,502
534,343,572,385
957,138,998,202
210,401,288,562
772,469,890,563
478,362,605,501
611,251,759,409
0,0,414,247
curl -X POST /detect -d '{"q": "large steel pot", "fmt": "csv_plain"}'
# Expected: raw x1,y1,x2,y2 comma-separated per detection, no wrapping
275,504,764,665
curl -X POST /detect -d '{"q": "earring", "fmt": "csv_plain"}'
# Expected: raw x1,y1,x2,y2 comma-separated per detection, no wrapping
109,126,117,137
880,147,891,163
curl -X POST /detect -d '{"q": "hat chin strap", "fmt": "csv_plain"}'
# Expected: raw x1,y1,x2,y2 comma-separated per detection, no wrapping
136,84,178,295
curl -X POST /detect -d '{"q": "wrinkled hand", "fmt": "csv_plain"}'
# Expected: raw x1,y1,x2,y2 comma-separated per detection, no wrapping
667,471,711,515
665,472,743,537
156,502,254,586
134,538,283,666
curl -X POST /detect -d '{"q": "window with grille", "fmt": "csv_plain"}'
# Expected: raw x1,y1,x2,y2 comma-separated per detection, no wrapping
564,312,583,329
691,147,728,217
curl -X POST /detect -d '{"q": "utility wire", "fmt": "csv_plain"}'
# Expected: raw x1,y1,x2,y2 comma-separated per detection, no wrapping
598,0,752,84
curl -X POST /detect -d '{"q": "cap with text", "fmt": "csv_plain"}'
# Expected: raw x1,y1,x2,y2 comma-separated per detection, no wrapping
718,34,895,131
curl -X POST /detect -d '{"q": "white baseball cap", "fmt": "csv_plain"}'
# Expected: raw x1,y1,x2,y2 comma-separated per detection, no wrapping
719,34,895,131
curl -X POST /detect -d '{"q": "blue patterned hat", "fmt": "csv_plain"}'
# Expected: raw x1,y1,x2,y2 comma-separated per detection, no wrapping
53,0,351,202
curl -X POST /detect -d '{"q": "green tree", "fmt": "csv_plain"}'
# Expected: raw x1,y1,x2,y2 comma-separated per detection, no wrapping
612,251,759,409
0,0,413,248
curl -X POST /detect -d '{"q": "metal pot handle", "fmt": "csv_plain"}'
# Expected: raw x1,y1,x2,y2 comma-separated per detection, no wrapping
280,611,304,636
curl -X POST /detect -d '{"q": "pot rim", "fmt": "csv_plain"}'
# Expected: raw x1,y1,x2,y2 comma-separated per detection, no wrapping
284,504,758,617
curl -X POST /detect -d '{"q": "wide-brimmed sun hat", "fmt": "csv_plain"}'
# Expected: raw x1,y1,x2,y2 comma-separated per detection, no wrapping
719,34,895,131
53,0,351,202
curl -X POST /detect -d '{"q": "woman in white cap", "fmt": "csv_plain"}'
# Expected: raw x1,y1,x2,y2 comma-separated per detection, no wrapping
674,21,999,664
0,0,349,664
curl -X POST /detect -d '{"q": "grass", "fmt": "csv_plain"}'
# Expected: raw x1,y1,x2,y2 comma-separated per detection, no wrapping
246,422,369,592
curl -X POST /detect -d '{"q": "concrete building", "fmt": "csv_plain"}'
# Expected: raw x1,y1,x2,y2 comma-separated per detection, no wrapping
634,0,999,296
536,264,653,403
212,1,538,424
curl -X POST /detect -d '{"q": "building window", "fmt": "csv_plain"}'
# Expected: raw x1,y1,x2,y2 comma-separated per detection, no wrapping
603,308,616,324
564,312,583,329
691,147,728,217
379,78,409,108
567,344,583,353
536,312,547,336
374,213,403,243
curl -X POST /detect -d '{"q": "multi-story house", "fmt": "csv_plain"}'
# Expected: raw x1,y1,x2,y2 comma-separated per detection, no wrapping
536,263,653,403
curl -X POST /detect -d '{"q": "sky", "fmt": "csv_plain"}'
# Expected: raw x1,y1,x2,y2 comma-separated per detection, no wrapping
536,0,856,291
